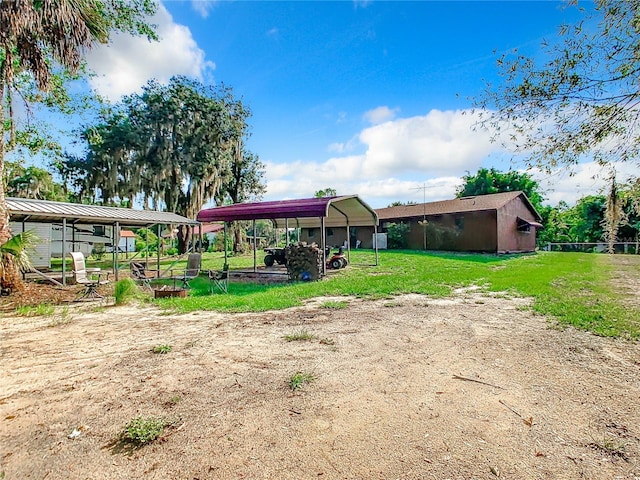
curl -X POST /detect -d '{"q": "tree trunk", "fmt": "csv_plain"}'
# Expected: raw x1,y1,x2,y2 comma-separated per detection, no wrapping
232,222,245,253
177,224,191,254
0,82,11,245
0,80,23,291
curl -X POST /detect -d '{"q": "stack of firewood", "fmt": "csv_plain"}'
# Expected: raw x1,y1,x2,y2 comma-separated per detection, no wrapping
284,242,323,281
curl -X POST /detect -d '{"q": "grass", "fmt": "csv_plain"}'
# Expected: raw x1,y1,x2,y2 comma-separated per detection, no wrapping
138,250,639,339
288,371,315,390
16,303,55,317
114,278,139,305
284,330,316,342
321,300,348,309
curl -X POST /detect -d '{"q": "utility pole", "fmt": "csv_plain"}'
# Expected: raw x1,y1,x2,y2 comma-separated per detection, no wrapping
410,183,429,250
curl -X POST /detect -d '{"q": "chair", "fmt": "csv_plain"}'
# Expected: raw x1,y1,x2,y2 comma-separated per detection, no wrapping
208,269,228,293
70,252,109,300
130,262,156,289
171,253,202,289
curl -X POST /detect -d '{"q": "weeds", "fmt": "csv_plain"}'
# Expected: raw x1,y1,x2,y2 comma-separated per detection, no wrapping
319,337,335,346
288,371,315,390
121,416,167,446
152,344,172,354
284,330,316,342
114,278,138,306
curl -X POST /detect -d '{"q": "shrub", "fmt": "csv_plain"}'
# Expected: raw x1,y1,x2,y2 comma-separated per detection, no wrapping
121,416,166,445
386,222,410,249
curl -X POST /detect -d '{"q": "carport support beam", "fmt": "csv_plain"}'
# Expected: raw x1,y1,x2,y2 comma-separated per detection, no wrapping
113,221,120,281
285,218,289,245
223,222,228,269
155,224,160,272
253,219,257,273
321,216,326,277
374,223,379,266
62,218,67,286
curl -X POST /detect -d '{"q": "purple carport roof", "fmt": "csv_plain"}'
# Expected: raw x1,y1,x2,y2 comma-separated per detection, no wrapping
196,195,379,228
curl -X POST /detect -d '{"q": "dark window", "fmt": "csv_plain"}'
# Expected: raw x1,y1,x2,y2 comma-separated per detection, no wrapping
327,228,333,236
455,216,464,230
309,228,315,238
93,225,105,236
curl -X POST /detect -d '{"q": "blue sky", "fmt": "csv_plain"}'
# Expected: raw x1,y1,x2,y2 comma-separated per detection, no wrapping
81,0,636,209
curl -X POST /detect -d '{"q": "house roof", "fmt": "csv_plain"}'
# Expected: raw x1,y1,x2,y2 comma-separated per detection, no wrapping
195,223,225,235
197,195,379,228
376,191,542,222
120,229,137,238
7,197,199,226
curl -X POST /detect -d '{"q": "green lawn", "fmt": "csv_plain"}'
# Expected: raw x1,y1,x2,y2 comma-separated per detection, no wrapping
153,250,640,340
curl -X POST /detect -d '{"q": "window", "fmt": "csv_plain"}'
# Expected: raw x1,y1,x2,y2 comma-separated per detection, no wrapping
327,228,333,236
455,216,464,230
308,228,315,238
93,225,105,236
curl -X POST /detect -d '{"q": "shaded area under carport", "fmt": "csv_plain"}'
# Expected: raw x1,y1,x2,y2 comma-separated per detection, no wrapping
196,195,380,276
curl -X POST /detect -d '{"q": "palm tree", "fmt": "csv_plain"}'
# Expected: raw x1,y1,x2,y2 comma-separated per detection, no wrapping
0,0,155,289
0,231,38,293
0,0,110,288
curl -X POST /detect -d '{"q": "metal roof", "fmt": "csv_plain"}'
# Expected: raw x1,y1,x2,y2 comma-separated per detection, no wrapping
7,197,199,226
376,191,542,222
197,195,379,228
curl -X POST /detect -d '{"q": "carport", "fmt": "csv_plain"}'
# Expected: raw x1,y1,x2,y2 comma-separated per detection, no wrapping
196,195,380,276
7,197,200,284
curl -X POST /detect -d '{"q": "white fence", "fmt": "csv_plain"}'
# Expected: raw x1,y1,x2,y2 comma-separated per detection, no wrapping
544,242,639,254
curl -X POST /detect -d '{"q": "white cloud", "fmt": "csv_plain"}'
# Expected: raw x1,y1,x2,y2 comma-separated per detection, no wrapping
262,109,498,207
359,109,496,177
327,142,347,154
86,3,214,102
263,107,640,209
363,106,399,125
191,0,216,18
536,162,639,206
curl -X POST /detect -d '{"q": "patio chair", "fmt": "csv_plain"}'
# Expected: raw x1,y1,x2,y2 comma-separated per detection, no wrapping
208,269,228,294
129,262,156,289
171,253,202,289
70,252,109,300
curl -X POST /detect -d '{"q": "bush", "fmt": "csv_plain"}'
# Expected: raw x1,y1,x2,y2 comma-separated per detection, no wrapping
92,244,106,260
121,416,166,445
211,233,232,252
386,222,410,249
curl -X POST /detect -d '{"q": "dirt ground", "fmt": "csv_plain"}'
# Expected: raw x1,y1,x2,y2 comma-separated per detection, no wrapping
1,284,640,480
